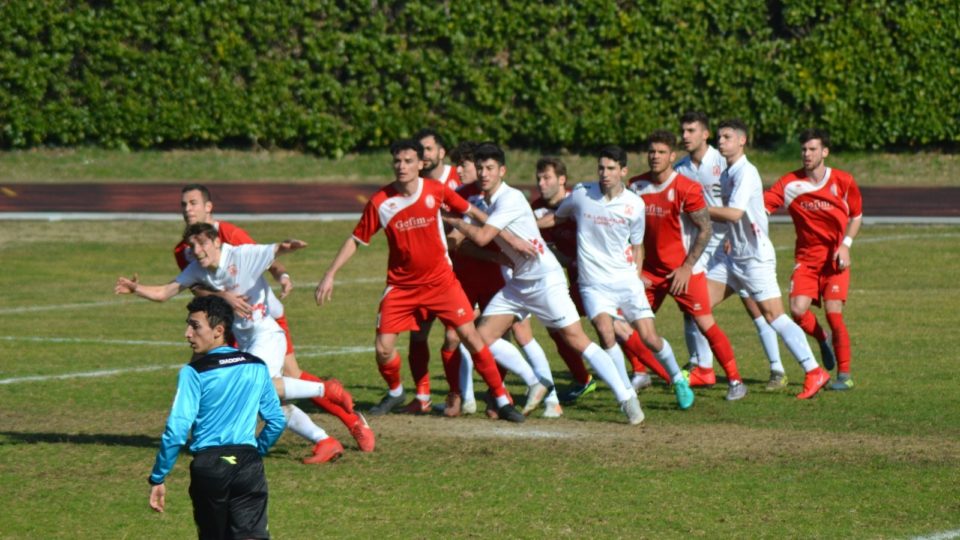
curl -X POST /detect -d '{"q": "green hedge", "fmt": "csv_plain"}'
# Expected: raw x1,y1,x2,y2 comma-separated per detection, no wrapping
1,0,957,155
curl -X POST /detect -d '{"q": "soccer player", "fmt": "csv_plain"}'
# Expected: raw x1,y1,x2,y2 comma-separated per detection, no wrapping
708,119,830,399
445,143,645,425
545,145,695,410
765,128,863,390
392,128,461,415
629,130,748,401
147,296,286,539
674,112,785,390
116,224,352,463
174,184,374,452
315,139,532,423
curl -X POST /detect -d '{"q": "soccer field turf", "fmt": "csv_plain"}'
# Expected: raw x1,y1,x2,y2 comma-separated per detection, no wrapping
1,220,958,538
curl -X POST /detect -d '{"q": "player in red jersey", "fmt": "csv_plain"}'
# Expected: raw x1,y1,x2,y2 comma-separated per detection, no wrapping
390,128,464,415
174,184,375,453
315,139,532,423
765,128,863,390
628,130,748,401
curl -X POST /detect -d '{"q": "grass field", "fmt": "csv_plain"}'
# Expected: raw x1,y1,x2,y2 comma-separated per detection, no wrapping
1,146,957,186
1,218,958,539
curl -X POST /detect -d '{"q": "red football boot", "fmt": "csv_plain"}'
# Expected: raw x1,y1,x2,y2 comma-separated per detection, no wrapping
797,367,830,399
303,437,344,464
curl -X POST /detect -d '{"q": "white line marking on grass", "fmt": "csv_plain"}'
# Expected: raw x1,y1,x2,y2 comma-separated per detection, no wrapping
0,364,182,385
773,232,960,252
910,528,960,540
455,425,577,440
0,299,127,315
1,335,183,346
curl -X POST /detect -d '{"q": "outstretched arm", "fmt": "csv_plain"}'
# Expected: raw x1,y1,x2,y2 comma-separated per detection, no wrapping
115,276,183,302
267,261,293,299
708,206,744,223
315,237,360,306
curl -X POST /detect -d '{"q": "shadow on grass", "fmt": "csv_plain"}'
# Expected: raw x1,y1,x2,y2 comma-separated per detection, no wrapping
0,431,160,448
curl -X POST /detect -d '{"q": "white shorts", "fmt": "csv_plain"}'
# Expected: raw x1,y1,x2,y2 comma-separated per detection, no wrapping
237,327,287,378
727,257,782,302
705,249,751,299
483,269,581,330
581,279,653,322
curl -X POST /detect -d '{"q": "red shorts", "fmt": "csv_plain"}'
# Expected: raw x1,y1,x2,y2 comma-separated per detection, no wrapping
377,276,475,334
789,261,849,306
275,314,295,355
643,271,713,317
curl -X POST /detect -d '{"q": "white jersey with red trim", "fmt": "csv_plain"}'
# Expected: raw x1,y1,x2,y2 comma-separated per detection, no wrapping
675,145,728,255
555,182,645,285
175,243,282,343
719,155,775,262
476,181,561,280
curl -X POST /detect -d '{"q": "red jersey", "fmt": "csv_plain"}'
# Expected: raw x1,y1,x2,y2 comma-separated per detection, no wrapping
353,177,470,287
437,164,461,191
628,171,708,277
174,221,254,270
765,167,863,263
531,189,578,268
453,182,505,294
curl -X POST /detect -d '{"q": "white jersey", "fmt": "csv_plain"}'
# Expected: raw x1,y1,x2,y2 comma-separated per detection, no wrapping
175,243,282,343
477,181,562,280
675,145,728,255
718,155,775,262
555,182,646,285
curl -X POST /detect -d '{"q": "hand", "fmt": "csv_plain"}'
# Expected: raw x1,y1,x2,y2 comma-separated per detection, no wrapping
149,484,166,513
278,273,294,299
114,274,139,295
507,236,539,260
315,274,335,306
835,244,851,270
666,264,693,295
640,274,653,289
217,290,253,318
442,215,462,228
281,239,308,252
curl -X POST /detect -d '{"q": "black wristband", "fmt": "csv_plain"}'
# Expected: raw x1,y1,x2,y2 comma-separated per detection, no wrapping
148,477,164,486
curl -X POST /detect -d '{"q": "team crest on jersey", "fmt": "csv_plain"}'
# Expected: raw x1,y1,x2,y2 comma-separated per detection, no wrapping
713,165,722,176
424,195,436,209
667,189,675,202
228,264,238,277
625,205,634,216
831,184,838,196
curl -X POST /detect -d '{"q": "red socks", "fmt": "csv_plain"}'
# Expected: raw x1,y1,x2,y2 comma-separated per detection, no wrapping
440,348,462,394
621,330,668,381
795,310,829,342
409,340,431,397
299,370,356,427
825,311,851,373
470,345,507,398
378,353,402,392
703,324,741,382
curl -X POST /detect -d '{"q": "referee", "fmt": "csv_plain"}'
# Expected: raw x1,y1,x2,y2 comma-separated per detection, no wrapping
148,296,286,539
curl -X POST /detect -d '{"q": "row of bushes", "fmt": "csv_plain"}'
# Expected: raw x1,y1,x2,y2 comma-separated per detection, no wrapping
1,0,957,155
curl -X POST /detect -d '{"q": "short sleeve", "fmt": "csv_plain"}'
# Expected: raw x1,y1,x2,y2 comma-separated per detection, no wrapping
728,166,761,211
236,244,277,278
351,200,381,246
485,190,529,231
764,179,786,213
219,222,255,246
845,175,863,218
175,260,204,287
443,184,470,214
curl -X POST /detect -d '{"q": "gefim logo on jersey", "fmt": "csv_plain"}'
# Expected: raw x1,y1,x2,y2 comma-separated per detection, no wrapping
394,216,435,231
800,199,833,212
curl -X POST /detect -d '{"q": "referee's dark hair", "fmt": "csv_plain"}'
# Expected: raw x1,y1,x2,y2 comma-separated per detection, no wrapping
187,296,234,333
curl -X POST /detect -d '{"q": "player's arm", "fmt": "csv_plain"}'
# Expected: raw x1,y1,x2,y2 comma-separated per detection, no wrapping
447,207,537,258
267,261,293,299
535,209,569,229
708,206,744,222
115,276,184,302
274,239,308,256
633,243,645,275
668,207,712,295
148,365,201,512
836,215,863,270
316,236,360,305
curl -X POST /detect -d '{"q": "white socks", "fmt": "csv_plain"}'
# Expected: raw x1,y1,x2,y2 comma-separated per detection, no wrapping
458,344,475,403
281,377,324,400
582,342,634,402
652,338,682,383
283,404,328,443
684,314,713,368
522,339,558,403
489,338,539,386
769,314,819,372
754,316,784,373
604,345,633,390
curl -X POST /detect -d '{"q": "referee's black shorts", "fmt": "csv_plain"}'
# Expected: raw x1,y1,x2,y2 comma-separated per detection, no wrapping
189,445,269,540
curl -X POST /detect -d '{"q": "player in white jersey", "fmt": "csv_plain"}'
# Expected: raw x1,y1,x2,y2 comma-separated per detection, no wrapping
548,146,694,410
675,112,785,389
115,223,353,463
708,119,830,400
444,143,645,424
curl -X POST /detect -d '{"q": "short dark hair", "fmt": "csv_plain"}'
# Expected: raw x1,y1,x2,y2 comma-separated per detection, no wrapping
413,128,446,150
718,118,749,139
450,140,479,166
181,184,212,203
389,139,425,160
799,128,830,148
646,130,677,150
187,296,234,333
680,111,710,130
473,142,506,166
598,145,628,167
183,222,218,244
536,156,567,177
